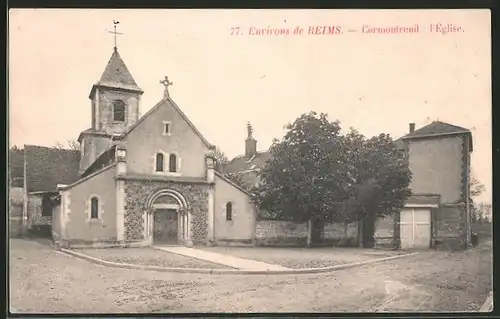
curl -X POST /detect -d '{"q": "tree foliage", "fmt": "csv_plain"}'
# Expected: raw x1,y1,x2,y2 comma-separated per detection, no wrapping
226,172,251,191
339,131,412,223
212,146,229,172
469,173,486,223
54,140,80,151
251,111,412,225
251,112,348,222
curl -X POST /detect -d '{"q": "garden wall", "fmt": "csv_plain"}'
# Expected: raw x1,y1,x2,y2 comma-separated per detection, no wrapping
255,220,358,247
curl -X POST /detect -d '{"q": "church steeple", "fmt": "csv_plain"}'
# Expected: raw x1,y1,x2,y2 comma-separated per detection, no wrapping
79,22,144,174
90,48,143,95
88,25,144,136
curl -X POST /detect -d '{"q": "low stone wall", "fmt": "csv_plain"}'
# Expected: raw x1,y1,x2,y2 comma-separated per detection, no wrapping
255,220,358,247
27,193,52,228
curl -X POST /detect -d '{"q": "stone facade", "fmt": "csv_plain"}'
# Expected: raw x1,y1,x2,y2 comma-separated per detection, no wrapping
27,194,52,228
433,204,468,250
124,179,209,244
95,88,141,135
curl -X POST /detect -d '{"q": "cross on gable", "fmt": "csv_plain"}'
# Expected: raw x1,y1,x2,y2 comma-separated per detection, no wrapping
160,76,173,88
160,76,173,98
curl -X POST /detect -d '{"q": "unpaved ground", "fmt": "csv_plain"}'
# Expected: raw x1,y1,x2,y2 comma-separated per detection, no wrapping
9,238,492,313
78,248,231,269
199,246,407,269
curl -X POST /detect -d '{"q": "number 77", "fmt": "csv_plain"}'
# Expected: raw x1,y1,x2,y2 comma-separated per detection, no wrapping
230,27,241,35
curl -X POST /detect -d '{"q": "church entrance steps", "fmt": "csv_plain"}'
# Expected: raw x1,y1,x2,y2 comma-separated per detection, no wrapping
154,246,291,271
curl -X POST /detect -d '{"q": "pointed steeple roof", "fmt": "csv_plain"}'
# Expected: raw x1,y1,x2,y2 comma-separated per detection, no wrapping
89,48,143,98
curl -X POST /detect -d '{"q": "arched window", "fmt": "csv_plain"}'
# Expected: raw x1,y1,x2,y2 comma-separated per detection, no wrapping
156,153,164,172
90,197,99,219
113,100,126,122
226,202,233,221
169,154,177,172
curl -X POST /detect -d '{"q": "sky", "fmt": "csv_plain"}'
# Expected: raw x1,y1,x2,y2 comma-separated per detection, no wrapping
9,9,491,203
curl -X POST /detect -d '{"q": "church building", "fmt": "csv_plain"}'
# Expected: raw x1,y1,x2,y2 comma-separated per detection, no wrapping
22,45,257,248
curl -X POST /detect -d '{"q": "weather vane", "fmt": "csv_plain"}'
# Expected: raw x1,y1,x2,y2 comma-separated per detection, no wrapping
107,20,123,50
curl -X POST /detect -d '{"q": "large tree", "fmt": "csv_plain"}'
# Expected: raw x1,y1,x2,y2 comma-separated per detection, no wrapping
251,112,412,247
343,131,412,221
251,112,350,245
340,131,412,247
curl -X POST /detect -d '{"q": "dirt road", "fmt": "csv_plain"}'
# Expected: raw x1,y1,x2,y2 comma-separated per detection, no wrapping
9,239,491,313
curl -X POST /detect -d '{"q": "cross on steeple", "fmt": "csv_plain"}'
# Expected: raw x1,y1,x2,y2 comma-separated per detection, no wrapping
107,20,123,51
160,76,173,98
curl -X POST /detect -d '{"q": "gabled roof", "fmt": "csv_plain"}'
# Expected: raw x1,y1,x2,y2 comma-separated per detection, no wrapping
224,151,271,174
402,121,473,151
116,97,214,149
24,145,81,192
403,121,470,139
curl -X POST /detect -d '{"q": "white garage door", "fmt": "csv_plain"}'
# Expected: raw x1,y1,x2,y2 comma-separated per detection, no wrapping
400,208,431,249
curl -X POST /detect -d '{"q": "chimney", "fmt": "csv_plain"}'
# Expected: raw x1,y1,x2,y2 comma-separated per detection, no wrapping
245,122,257,158
409,123,416,133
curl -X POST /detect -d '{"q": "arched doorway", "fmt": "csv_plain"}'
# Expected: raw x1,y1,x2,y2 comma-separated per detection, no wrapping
145,189,190,246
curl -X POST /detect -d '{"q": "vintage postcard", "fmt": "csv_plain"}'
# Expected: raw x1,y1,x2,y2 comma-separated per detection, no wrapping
8,9,492,313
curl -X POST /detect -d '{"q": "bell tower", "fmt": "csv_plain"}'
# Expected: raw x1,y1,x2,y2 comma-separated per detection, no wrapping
89,47,144,135
78,22,144,174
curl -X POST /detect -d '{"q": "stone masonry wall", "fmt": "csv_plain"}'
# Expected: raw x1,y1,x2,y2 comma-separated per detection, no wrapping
97,88,140,135
124,180,209,244
256,220,358,247
27,194,52,228
434,204,467,250
374,215,395,249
